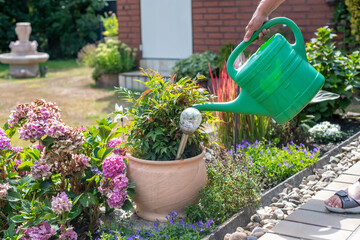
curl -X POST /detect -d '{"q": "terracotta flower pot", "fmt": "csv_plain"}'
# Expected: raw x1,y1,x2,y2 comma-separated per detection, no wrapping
126,150,206,222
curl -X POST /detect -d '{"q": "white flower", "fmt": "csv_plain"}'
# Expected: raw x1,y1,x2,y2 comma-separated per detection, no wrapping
114,104,125,123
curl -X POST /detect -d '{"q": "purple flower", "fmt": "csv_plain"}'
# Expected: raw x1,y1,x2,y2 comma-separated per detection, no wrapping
31,161,52,180
102,154,126,179
59,227,77,240
51,192,72,215
107,137,126,155
205,219,214,228
300,159,303,163
21,221,56,240
0,128,11,150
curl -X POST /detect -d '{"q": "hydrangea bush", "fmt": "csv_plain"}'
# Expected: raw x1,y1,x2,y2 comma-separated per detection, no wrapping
308,121,344,143
0,99,134,240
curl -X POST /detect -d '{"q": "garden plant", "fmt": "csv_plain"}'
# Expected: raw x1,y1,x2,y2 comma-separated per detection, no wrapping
0,99,135,239
116,69,215,160
83,39,137,81
101,12,118,38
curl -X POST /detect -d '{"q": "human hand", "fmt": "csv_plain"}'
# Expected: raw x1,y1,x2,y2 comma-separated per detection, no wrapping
244,13,269,42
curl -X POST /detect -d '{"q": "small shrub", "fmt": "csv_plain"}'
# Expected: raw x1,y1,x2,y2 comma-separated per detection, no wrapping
90,39,137,80
185,146,261,224
305,26,360,121
308,121,344,143
234,140,320,188
77,43,97,66
116,69,215,161
171,51,218,82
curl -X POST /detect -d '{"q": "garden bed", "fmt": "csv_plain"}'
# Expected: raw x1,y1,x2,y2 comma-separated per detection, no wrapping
202,128,360,240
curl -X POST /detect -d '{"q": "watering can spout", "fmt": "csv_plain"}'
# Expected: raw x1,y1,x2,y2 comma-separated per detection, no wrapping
193,90,270,116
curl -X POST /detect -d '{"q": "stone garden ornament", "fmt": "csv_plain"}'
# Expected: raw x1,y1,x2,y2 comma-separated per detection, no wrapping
0,22,49,78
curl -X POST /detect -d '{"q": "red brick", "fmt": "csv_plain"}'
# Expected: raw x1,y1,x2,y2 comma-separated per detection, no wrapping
207,7,221,13
292,5,311,11
219,1,235,7
223,7,238,13
194,33,208,39
204,26,219,32
311,4,331,11
209,33,224,39
192,14,204,20
193,8,207,14
203,1,219,7
220,14,236,20
192,1,203,7
193,20,207,26
204,14,220,20
219,26,236,32
208,20,223,26
205,39,220,45
235,1,252,7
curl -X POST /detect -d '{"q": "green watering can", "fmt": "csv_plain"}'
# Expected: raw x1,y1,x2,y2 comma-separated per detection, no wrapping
193,17,325,125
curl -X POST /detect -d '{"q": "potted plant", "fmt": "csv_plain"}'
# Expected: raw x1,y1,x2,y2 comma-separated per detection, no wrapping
101,12,118,41
81,39,137,88
115,69,215,222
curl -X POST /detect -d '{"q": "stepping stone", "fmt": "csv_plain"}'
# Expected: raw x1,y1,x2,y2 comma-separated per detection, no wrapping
259,233,299,240
270,220,352,240
285,209,360,231
334,174,360,184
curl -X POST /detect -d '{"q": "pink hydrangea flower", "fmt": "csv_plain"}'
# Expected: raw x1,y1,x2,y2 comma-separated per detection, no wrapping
107,190,127,209
102,154,126,179
59,228,77,240
98,174,129,209
51,192,72,215
0,182,11,198
12,146,23,153
8,104,30,127
19,120,46,141
31,161,52,180
0,128,11,150
44,120,67,138
107,137,125,155
21,221,56,240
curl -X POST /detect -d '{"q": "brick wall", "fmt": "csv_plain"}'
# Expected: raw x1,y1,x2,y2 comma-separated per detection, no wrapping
192,0,334,54
117,0,334,58
117,0,142,57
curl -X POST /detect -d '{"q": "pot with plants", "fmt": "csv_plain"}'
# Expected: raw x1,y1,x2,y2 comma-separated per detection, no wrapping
115,69,214,222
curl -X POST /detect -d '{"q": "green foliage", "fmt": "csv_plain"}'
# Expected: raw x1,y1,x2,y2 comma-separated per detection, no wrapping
305,26,360,121
345,0,360,41
0,0,106,59
238,140,320,188
210,63,271,148
92,211,215,240
115,69,215,161
172,51,218,82
185,147,261,224
332,0,358,51
216,43,236,69
101,12,118,37
87,39,137,80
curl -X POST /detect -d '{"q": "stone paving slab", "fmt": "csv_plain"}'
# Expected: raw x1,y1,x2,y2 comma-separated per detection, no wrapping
343,161,360,175
259,155,360,239
333,174,360,183
348,226,360,240
285,209,360,231
269,220,352,240
259,233,302,240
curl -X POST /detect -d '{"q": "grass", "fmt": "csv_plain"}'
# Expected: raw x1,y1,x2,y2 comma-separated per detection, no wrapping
0,59,132,147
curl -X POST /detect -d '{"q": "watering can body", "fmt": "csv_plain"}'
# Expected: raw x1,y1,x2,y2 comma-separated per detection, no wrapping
193,17,325,125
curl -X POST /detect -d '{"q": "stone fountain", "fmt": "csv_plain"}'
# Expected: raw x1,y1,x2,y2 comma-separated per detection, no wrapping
0,22,49,78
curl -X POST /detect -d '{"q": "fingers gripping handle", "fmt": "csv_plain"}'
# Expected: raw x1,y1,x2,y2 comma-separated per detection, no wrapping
227,17,306,81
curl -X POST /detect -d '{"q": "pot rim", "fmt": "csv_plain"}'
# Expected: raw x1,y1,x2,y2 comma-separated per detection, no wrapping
126,150,205,166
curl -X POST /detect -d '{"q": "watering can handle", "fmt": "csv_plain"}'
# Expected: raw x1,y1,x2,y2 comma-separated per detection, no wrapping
227,17,306,81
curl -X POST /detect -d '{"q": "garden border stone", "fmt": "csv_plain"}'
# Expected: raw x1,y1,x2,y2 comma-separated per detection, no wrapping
202,129,360,240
